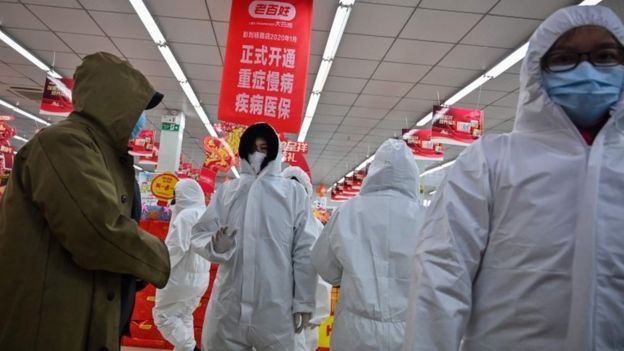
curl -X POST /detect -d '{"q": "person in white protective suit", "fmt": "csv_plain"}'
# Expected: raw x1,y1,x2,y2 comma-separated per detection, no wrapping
281,166,332,351
153,179,209,351
403,6,624,351
191,123,317,351
312,138,425,351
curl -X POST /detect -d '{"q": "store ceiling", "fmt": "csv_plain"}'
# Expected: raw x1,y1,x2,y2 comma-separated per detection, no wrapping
0,0,623,186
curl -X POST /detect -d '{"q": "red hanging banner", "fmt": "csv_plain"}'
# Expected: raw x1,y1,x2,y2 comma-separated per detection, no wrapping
129,130,156,157
403,128,444,161
40,78,74,117
218,0,314,134
431,105,484,146
139,142,159,165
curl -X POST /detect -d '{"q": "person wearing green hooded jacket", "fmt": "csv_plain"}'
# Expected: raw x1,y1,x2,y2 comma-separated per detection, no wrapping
0,52,171,351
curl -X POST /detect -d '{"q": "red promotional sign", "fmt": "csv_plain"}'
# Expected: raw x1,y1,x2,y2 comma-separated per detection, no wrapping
0,142,14,171
139,142,159,165
40,78,74,117
178,162,194,178
218,0,314,134
0,122,16,142
279,134,310,179
431,105,484,146
129,130,156,157
403,128,444,161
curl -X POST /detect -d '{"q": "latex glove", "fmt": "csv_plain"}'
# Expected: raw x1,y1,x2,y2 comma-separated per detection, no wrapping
293,312,312,334
212,226,237,254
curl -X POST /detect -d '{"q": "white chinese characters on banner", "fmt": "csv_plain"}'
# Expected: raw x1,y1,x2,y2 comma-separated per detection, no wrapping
235,43,297,120
241,45,296,68
235,94,291,120
267,71,280,92
282,140,309,154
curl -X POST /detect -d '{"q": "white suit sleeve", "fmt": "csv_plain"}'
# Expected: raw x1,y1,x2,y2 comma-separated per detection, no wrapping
403,143,492,351
291,194,317,314
191,188,235,264
311,210,343,286
165,214,192,268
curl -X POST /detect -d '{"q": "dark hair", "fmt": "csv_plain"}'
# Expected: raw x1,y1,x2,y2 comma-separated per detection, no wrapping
239,123,279,171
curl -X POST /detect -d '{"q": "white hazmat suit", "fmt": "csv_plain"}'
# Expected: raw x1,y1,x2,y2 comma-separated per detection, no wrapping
154,179,209,351
312,139,425,351
403,6,624,351
191,124,317,351
281,166,332,351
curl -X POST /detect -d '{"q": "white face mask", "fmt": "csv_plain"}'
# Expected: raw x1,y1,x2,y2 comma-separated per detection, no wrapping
249,152,266,174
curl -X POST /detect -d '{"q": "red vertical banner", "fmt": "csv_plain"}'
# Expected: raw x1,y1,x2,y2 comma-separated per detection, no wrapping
218,0,314,134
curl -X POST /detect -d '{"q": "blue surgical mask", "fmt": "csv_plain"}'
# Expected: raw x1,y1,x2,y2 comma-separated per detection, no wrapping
542,62,624,128
130,112,147,140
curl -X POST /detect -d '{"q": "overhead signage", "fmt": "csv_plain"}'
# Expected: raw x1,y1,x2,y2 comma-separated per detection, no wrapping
218,0,314,133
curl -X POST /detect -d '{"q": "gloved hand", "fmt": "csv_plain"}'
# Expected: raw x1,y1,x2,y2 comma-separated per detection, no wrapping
212,226,237,254
293,312,312,334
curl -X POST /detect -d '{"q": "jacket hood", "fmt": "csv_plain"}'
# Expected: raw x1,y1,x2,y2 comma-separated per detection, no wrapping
360,139,420,200
515,6,624,135
174,179,206,212
239,123,281,176
71,52,162,150
282,166,313,196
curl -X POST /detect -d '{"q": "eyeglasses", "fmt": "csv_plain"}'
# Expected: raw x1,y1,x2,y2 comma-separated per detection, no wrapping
542,47,624,72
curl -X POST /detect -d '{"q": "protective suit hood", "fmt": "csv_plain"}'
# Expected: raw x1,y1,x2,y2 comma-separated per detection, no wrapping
281,166,313,197
360,139,419,200
515,5,624,135
173,179,205,213
239,123,280,175
70,52,163,151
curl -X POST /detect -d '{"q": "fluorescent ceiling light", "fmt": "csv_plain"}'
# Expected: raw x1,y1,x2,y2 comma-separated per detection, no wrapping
485,43,529,78
312,60,333,93
305,93,321,118
13,135,28,142
420,160,456,177
321,4,352,60
128,0,166,44
444,75,491,106
298,1,354,142
297,117,313,142
231,167,240,178
0,28,62,79
159,45,188,83
416,112,433,127
133,165,143,171
578,0,602,5
0,98,50,126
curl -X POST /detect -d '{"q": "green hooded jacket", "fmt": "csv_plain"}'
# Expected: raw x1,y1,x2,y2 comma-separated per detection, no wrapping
0,52,171,351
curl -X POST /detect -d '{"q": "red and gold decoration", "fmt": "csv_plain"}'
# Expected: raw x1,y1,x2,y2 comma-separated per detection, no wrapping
202,136,237,173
